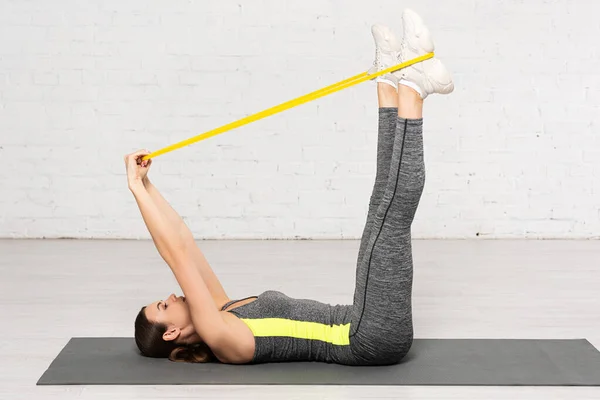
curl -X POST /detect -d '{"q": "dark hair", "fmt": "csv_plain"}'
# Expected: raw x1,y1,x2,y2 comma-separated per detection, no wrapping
134,306,215,363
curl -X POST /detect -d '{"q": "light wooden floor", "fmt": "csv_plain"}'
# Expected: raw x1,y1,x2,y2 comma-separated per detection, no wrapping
1,239,599,399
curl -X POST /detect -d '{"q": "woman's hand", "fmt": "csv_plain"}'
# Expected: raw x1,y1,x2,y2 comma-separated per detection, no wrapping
124,149,152,190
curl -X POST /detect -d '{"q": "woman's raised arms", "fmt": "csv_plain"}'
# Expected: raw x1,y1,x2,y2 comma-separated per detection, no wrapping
125,150,253,363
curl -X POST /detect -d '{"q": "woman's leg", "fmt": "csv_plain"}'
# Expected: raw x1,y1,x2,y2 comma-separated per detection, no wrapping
349,85,425,365
347,9,453,366
356,83,399,267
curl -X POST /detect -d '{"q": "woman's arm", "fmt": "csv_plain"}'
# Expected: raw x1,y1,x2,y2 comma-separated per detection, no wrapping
125,150,254,363
129,180,190,271
125,150,246,361
142,176,230,307
129,182,225,339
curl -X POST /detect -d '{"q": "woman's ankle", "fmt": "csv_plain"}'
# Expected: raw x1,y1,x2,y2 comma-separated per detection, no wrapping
397,85,423,119
377,82,399,108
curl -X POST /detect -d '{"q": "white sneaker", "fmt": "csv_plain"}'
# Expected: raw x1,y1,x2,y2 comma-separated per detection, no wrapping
392,9,454,98
368,24,402,86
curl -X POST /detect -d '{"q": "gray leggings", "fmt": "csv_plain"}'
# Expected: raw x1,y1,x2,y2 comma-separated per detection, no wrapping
348,108,425,365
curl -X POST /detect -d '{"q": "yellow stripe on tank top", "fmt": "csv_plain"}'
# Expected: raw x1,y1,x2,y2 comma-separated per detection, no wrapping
240,318,351,346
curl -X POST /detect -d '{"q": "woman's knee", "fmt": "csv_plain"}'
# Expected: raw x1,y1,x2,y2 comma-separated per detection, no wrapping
350,331,413,365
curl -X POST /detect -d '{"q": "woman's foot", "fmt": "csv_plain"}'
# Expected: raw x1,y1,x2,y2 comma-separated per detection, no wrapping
368,24,402,88
392,9,454,99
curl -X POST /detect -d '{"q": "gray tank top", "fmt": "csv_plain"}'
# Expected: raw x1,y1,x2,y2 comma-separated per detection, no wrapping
221,290,354,364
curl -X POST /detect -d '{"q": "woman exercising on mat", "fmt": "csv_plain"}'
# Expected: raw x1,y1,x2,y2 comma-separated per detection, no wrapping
126,9,453,365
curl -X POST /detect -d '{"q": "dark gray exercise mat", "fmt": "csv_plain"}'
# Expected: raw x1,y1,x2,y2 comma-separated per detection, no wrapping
37,338,600,386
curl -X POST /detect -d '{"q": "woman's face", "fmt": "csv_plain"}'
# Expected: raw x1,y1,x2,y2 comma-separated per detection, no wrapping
144,293,191,333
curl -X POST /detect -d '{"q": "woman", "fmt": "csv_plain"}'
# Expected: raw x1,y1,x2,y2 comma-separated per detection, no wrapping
126,9,453,365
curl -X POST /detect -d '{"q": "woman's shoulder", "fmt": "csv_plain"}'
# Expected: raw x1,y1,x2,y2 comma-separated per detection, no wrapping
261,289,293,298
215,312,256,363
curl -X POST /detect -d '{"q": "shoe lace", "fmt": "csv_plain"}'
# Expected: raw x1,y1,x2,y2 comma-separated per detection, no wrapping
372,47,381,69
398,40,407,63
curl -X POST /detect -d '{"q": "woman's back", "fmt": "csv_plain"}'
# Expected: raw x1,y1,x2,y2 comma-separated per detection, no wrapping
225,290,356,364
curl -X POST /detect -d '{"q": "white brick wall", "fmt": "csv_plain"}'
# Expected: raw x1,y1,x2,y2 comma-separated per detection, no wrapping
0,0,598,239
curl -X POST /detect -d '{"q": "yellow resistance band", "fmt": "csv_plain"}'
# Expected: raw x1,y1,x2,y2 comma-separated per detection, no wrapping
142,52,434,161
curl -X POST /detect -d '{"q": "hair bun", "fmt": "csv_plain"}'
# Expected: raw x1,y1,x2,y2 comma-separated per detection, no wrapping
169,343,214,363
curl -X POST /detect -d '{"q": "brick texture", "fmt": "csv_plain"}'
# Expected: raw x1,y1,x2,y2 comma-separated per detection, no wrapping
0,0,598,239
